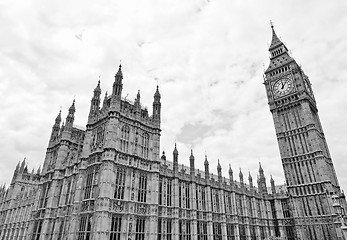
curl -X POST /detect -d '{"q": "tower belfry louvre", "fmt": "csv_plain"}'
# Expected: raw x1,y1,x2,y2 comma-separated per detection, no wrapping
0,26,346,240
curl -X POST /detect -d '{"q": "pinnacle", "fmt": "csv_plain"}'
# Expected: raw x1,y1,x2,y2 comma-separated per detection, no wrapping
69,99,76,113
115,64,123,78
55,110,62,123
217,159,221,170
204,155,209,165
94,80,101,93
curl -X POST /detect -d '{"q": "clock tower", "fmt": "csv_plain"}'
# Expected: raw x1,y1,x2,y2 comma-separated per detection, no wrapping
264,24,345,240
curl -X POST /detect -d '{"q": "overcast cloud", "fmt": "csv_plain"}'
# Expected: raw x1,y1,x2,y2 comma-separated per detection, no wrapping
1,0,347,190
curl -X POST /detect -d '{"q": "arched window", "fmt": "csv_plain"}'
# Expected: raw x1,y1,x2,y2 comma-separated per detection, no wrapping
141,133,149,159
120,125,130,153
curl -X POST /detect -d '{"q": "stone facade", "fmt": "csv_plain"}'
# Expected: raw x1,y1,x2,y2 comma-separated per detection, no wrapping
0,26,346,240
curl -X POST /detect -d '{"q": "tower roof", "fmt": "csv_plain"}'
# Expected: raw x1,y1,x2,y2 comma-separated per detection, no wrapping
69,99,76,113
259,162,264,173
239,168,243,178
269,24,283,51
173,143,178,155
189,149,194,160
55,110,61,124
94,80,101,94
154,85,161,99
217,159,221,170
115,64,123,79
229,164,233,175
204,155,209,165
248,171,253,181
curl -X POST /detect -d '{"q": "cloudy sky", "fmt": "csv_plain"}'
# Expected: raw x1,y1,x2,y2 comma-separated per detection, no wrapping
1,0,347,189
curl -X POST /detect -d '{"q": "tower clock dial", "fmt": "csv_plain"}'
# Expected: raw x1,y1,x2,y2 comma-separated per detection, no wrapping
273,77,293,97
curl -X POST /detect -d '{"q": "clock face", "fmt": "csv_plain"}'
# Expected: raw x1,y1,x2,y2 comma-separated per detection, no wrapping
273,78,293,97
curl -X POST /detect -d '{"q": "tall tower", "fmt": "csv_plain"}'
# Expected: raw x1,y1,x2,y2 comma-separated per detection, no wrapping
264,24,344,240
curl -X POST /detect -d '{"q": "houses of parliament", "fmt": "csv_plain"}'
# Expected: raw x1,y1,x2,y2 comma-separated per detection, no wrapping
0,26,346,240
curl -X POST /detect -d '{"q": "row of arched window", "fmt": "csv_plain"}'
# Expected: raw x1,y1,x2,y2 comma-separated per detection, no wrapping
120,125,150,159
272,47,283,57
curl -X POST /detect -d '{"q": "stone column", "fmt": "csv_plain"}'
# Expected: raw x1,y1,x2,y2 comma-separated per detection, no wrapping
190,181,197,240
205,184,213,240
219,189,227,239
93,161,114,240
172,178,179,240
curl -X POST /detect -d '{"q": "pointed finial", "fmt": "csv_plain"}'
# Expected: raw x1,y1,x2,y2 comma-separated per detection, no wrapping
69,99,76,113
94,79,101,93
239,168,243,178
217,159,221,170
173,142,178,155
270,20,274,29
229,164,233,174
204,155,209,165
259,162,264,173
115,64,123,78
248,171,252,181
55,110,62,123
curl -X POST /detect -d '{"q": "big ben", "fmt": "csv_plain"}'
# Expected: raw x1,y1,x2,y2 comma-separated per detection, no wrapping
264,24,346,240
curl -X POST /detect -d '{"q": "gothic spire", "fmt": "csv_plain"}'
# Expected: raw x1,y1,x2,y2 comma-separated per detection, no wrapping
189,149,195,175
69,99,76,114
94,80,101,94
66,99,75,128
173,143,178,172
229,164,233,183
204,155,209,179
161,151,166,161
55,110,61,124
259,162,264,174
112,64,123,98
152,85,161,122
270,175,276,194
115,64,123,80
269,23,283,51
248,171,253,188
265,24,294,74
239,168,244,184
154,85,160,100
102,91,108,109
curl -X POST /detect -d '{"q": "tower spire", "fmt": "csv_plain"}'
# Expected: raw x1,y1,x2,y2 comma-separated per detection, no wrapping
89,80,101,120
66,99,75,128
112,64,123,99
269,23,283,51
189,149,195,176
173,143,178,172
204,155,209,180
152,85,161,122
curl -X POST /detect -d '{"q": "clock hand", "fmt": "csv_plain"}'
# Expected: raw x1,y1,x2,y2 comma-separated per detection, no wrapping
281,82,285,89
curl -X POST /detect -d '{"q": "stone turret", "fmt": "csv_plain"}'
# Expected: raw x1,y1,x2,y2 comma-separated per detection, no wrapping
204,155,209,180
65,100,75,129
239,168,244,186
89,80,101,121
49,110,61,144
189,150,195,176
152,85,161,123
229,164,233,184
217,160,222,182
248,172,253,188
258,162,267,194
270,175,276,194
173,143,178,172
112,64,123,100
